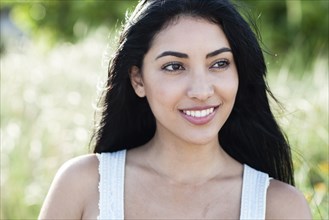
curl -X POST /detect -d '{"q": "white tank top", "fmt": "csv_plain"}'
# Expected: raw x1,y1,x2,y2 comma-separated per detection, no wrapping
97,150,270,220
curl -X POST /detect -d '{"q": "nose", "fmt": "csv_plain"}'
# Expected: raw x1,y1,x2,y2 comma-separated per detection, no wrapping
187,72,214,101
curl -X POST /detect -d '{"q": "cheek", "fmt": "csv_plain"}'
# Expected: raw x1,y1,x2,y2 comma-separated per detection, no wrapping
144,78,182,109
230,77,239,98
227,69,239,95
215,72,239,100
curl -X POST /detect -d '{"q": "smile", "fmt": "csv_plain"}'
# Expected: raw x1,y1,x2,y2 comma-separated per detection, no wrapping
180,106,219,125
182,108,214,118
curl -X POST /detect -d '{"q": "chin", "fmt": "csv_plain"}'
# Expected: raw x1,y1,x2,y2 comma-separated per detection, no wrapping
184,135,219,146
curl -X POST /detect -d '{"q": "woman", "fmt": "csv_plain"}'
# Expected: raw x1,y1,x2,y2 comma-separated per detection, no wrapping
39,0,311,219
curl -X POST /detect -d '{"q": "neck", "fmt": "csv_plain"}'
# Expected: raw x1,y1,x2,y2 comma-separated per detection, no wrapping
143,131,232,185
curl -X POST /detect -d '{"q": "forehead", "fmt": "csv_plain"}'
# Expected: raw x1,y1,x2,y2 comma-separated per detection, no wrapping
149,16,231,52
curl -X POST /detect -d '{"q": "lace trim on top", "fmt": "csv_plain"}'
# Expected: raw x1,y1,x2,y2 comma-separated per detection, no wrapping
239,164,270,220
97,150,126,220
97,151,270,220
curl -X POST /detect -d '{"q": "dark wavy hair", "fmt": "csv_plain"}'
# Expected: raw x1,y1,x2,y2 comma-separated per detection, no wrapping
92,0,294,185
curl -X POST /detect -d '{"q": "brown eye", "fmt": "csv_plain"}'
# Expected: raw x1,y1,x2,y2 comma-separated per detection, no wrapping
211,59,230,69
162,62,185,72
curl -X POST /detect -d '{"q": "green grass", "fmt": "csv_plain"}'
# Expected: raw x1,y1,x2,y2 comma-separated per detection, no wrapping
1,31,328,219
267,53,328,219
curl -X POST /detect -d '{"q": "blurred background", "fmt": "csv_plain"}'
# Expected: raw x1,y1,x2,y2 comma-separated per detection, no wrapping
0,0,328,219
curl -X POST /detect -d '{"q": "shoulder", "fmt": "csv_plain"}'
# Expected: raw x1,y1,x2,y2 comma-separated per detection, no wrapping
52,154,99,190
58,154,99,178
39,154,99,219
266,179,312,219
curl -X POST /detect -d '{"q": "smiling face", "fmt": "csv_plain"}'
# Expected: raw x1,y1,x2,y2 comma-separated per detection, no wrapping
130,16,239,146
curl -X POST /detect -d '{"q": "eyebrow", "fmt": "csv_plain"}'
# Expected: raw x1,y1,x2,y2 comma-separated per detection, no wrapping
155,47,232,60
155,51,188,60
206,47,232,58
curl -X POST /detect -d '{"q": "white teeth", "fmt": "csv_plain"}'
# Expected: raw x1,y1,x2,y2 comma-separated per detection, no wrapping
183,108,215,118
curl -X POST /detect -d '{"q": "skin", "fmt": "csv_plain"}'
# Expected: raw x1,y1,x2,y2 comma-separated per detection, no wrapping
39,16,312,219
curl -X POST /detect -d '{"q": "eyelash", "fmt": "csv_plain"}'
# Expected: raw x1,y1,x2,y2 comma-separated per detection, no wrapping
161,59,230,73
211,59,230,69
161,62,185,72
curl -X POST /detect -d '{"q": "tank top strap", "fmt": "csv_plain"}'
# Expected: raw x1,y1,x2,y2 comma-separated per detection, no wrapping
240,164,270,220
97,150,126,220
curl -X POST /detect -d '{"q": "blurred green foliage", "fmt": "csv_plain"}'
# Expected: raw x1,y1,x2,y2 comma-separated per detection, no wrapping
1,1,138,44
243,0,328,72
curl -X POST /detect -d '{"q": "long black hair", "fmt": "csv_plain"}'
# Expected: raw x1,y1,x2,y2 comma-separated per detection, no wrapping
92,0,294,185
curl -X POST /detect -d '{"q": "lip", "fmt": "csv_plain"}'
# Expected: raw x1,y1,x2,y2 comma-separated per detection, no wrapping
179,105,220,125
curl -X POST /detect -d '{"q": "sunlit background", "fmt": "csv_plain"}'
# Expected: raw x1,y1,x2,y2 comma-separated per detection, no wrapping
1,1,328,219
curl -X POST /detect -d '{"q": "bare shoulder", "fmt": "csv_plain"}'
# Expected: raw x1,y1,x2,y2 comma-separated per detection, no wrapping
266,179,312,219
39,154,99,219
57,154,99,180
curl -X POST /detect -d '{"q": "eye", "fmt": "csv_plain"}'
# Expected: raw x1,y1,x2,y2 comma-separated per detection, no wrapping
211,59,230,69
162,62,185,72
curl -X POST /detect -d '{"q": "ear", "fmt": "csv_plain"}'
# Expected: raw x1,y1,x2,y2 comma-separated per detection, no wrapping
129,66,146,97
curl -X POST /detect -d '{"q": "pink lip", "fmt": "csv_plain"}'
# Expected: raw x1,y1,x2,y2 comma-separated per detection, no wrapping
179,105,219,126
180,105,218,111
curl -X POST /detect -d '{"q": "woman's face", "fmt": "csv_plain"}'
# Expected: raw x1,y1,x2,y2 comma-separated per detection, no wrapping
131,16,239,146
